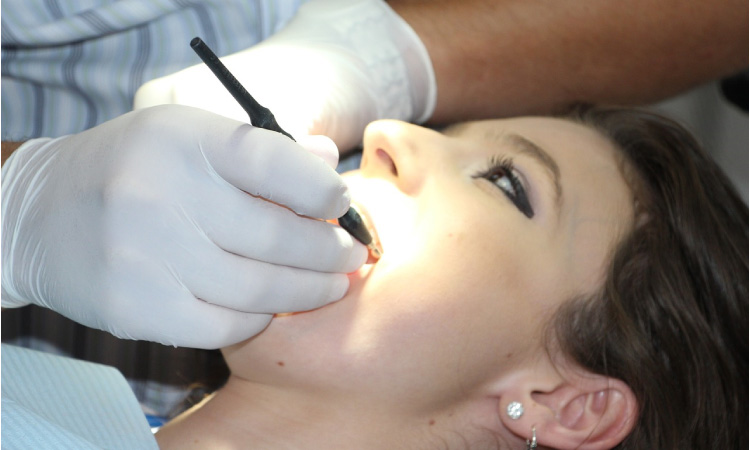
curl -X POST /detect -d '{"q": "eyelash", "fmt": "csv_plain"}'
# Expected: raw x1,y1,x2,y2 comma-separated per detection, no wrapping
473,156,535,218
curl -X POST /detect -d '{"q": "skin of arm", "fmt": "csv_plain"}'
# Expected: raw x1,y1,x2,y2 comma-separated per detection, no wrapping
390,0,748,124
2,142,25,166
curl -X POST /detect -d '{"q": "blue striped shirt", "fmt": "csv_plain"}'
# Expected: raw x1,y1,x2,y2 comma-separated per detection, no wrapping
2,0,310,141
1,0,311,417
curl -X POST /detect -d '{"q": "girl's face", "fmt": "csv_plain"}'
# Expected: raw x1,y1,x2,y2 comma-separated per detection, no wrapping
224,117,633,418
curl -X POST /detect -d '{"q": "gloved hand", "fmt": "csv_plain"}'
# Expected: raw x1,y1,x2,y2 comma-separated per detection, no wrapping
1,105,367,349
134,0,436,153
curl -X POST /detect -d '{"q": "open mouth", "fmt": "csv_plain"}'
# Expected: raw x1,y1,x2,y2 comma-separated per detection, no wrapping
348,202,383,263
327,202,382,264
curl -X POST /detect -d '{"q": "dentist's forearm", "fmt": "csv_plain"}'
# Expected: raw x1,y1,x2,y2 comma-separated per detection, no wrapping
390,0,747,124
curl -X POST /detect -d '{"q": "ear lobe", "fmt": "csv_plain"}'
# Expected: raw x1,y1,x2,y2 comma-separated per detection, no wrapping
499,376,638,450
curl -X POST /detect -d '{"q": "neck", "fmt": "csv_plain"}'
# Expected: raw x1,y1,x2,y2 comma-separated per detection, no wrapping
156,374,424,449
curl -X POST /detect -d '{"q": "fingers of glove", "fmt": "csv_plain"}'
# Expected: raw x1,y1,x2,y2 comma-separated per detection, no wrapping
120,106,347,219
161,307,274,349
295,135,339,169
237,45,373,152
91,262,276,349
178,247,351,315
106,297,274,349
203,125,351,219
196,183,366,272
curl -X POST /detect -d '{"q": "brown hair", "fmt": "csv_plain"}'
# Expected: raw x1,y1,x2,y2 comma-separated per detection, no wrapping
550,106,748,449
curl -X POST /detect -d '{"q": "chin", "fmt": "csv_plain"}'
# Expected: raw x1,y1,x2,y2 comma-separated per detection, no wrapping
224,271,369,384
272,260,375,316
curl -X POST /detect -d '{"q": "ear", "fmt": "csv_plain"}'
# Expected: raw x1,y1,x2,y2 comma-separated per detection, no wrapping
498,369,638,450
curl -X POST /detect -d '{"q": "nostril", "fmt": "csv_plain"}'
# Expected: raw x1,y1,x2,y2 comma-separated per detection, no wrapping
376,148,398,176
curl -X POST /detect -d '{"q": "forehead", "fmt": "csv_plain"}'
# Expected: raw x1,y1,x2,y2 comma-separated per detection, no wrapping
445,117,613,156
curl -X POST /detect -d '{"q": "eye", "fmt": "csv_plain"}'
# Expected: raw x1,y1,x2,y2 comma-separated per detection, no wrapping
473,156,535,218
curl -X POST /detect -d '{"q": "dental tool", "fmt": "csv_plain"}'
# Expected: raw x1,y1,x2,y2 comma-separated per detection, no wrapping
190,37,382,261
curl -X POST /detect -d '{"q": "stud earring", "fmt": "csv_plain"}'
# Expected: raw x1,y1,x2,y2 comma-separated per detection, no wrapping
506,401,524,420
526,426,537,449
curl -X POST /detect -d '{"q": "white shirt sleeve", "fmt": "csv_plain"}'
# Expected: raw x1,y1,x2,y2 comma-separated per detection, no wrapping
1,344,159,450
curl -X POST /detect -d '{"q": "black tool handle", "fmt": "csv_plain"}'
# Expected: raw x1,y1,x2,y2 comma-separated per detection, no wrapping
190,37,295,141
191,37,375,248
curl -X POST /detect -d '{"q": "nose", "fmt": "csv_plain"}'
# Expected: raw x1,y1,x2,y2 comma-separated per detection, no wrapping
360,120,428,194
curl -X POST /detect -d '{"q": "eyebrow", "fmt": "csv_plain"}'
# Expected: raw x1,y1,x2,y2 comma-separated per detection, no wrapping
503,133,563,213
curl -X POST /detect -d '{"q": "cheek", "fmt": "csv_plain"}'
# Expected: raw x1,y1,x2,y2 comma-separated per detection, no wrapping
346,264,495,399
353,221,533,380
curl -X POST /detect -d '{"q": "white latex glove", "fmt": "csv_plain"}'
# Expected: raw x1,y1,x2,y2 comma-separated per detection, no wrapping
134,0,436,152
1,105,367,349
